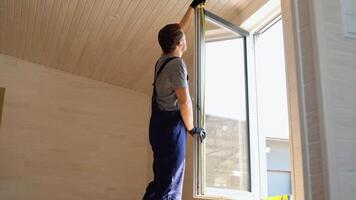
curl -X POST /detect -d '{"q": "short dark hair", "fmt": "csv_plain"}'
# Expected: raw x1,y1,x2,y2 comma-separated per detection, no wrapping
158,23,184,53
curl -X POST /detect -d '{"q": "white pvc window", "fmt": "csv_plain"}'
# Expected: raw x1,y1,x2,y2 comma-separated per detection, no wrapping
194,10,261,200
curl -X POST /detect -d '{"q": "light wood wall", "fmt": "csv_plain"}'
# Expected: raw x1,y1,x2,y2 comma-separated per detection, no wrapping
281,1,309,199
0,53,150,200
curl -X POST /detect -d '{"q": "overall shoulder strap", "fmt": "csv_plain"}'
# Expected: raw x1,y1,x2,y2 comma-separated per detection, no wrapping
153,57,179,85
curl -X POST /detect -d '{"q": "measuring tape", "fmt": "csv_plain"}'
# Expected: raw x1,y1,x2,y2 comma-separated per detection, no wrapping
198,3,206,129
197,2,207,195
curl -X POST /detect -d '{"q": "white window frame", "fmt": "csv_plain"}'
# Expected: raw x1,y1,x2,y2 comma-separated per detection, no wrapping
253,14,290,198
193,9,265,200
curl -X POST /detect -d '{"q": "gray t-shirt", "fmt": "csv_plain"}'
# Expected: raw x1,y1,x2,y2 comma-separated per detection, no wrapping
154,55,189,111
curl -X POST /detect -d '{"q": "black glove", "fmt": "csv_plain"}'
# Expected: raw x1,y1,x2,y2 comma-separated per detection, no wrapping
188,127,207,141
190,0,206,9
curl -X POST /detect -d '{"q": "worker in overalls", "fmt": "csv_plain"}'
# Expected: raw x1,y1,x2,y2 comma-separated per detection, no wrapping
143,1,207,199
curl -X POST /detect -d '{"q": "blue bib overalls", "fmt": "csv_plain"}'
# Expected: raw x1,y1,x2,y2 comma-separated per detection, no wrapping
143,57,187,200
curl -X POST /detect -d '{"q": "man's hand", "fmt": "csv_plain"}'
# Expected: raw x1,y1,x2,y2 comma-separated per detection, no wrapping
190,0,206,9
188,127,207,142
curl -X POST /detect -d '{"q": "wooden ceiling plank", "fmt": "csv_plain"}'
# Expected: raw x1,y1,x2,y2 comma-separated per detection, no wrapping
36,0,55,64
100,0,146,82
214,0,239,19
10,0,22,57
223,0,249,20
210,0,231,17
26,0,44,61
89,0,132,79
118,0,187,87
107,0,161,85
67,0,108,74
130,46,160,92
0,0,256,94
117,0,171,59
221,0,249,22
6,0,15,55
210,0,227,14
77,0,117,78
108,1,168,81
44,0,72,68
59,0,94,72
62,0,96,73
70,0,109,75
39,0,63,66
75,0,123,79
28,0,49,63
22,0,39,60
3,0,11,54
32,0,55,64
206,0,222,12
94,0,141,81
74,0,115,77
14,0,25,57
0,0,9,53
71,0,130,79
19,0,30,60
227,0,266,25
86,1,129,81
0,0,8,53
113,0,160,56
50,0,81,69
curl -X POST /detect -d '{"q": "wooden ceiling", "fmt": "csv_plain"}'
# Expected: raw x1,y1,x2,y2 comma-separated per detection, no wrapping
0,0,266,94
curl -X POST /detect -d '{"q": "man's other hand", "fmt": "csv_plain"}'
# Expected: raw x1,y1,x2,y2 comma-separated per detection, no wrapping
188,127,207,142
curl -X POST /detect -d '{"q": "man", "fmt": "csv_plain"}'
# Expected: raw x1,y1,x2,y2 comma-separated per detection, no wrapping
143,1,207,200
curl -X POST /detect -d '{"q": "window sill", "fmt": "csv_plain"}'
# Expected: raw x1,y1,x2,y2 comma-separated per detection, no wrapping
193,195,256,200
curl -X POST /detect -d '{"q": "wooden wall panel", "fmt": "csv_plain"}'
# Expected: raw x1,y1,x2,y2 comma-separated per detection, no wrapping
0,54,150,200
281,1,309,199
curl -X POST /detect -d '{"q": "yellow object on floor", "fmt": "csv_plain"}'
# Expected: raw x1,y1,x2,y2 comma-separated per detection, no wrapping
264,194,289,200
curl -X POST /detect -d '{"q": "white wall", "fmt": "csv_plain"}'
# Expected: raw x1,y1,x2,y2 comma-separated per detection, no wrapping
308,0,356,199
0,54,150,200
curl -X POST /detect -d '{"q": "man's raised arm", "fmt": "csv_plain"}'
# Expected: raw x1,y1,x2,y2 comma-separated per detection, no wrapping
179,0,206,32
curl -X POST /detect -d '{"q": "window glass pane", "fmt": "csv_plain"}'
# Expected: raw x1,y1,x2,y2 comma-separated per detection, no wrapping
255,19,289,139
204,19,250,195
255,18,292,197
